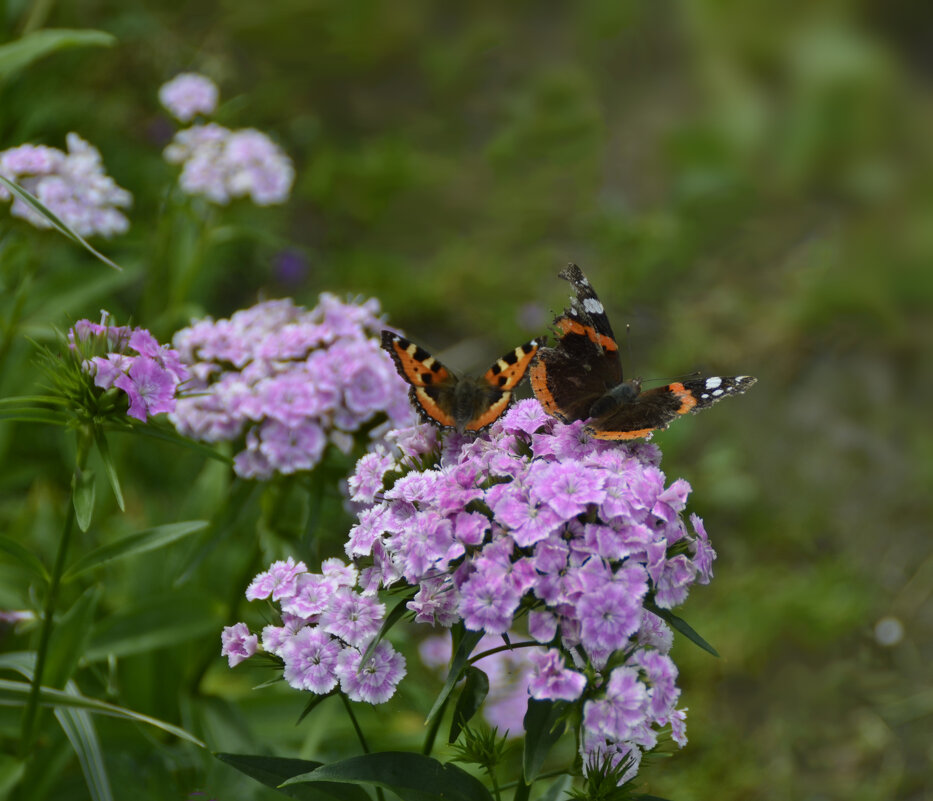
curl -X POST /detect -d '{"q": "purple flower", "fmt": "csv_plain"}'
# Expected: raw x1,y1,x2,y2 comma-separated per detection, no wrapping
158,73,219,122
584,667,648,742
164,123,294,206
348,448,396,504
114,356,177,421
245,557,307,602
221,622,258,667
689,513,716,584
282,627,342,693
319,588,385,647
528,648,586,701
171,296,414,479
335,641,406,704
531,462,606,519
69,318,186,421
0,134,131,237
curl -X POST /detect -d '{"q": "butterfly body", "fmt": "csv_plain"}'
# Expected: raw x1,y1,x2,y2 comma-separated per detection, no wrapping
381,331,540,433
530,264,756,440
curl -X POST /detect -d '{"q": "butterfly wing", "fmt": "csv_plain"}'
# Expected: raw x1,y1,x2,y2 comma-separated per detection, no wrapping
530,264,624,422
457,339,541,432
381,331,460,428
586,375,758,440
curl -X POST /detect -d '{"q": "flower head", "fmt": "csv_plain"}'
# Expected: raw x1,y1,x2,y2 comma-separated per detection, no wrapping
0,134,131,237
159,73,219,122
171,296,413,479
164,123,294,206
65,315,188,422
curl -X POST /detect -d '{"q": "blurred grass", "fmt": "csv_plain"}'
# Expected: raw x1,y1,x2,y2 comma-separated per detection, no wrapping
1,0,931,799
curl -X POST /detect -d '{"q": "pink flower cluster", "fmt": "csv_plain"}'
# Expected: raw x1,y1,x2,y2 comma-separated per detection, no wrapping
69,318,188,421
341,399,709,778
221,557,406,704
170,296,413,479
158,73,219,122
163,124,294,205
0,133,132,237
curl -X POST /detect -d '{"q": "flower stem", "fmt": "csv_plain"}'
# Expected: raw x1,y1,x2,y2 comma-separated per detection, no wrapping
339,693,385,801
18,493,76,755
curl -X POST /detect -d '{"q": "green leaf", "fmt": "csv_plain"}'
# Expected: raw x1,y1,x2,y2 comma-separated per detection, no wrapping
63,521,208,581
85,593,219,662
216,753,370,801
426,628,484,724
45,586,101,689
72,467,96,533
449,667,489,744
282,752,494,801
523,699,566,783
0,678,205,747
0,535,49,581
539,775,572,801
0,407,69,425
0,29,115,78
0,657,116,801
0,755,25,797
106,418,232,463
645,601,719,657
359,591,413,665
0,176,121,271
92,428,124,511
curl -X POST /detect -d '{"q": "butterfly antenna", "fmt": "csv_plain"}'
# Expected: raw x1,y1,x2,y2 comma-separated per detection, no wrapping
625,323,633,366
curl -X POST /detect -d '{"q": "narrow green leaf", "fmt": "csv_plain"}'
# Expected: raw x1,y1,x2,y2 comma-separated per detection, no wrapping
0,176,121,271
645,601,719,657
92,428,124,511
63,521,208,581
360,592,414,665
449,667,489,744
0,755,25,796
85,592,219,662
426,628,484,724
0,679,205,747
523,699,566,783
0,396,68,406
45,586,101,689
0,535,49,581
282,752,494,801
106,419,232,463
1,653,114,801
216,753,370,801
539,775,572,801
0,29,115,77
72,467,96,532
0,408,69,425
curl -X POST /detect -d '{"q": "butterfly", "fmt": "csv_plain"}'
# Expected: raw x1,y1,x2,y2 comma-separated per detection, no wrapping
529,264,757,439
381,331,540,433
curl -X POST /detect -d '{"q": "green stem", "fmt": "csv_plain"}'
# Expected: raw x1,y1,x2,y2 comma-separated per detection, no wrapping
18,495,76,755
339,693,385,801
421,693,449,756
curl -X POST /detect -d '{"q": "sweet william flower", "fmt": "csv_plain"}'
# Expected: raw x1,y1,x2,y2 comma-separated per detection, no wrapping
221,622,258,668
158,73,219,122
0,134,131,237
66,316,187,422
171,296,413,479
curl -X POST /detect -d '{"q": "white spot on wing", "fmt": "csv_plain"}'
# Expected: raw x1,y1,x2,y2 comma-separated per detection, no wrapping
583,298,604,315
705,377,722,389
712,388,724,396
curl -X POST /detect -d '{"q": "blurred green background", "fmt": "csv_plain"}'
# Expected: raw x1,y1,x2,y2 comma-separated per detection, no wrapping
1,1,931,799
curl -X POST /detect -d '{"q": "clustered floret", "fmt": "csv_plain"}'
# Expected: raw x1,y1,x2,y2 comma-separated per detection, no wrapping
0,133,132,237
222,557,407,703
336,400,706,770
158,72,219,122
158,73,294,206
170,296,413,479
225,398,715,779
69,318,189,421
